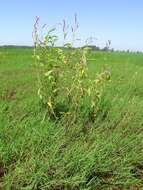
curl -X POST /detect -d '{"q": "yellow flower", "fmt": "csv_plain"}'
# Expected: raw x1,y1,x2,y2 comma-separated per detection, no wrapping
64,60,68,64
81,69,85,76
47,101,53,108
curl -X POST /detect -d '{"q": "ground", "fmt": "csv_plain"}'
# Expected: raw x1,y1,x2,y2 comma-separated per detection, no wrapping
0,48,143,189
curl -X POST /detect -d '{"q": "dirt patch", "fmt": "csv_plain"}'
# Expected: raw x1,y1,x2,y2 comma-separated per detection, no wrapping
0,165,6,179
86,170,114,184
0,164,6,190
131,163,143,179
0,89,17,101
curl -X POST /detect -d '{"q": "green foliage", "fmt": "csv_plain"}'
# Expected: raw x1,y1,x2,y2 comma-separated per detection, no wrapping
0,47,143,189
33,18,110,124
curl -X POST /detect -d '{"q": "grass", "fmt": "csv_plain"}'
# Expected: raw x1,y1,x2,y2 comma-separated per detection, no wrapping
0,47,143,189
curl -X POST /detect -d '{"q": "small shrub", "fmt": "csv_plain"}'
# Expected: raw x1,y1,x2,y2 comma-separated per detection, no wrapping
33,16,110,125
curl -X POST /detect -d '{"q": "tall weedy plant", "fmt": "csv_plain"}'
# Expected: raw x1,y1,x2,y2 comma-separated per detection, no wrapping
33,15,110,125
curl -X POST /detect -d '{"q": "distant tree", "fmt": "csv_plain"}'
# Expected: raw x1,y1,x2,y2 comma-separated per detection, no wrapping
82,45,100,51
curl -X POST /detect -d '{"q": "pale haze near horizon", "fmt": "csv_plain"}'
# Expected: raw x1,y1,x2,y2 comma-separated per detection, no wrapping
0,0,143,51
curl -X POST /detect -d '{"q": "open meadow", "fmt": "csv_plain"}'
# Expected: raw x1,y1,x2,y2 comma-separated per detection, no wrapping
0,47,143,189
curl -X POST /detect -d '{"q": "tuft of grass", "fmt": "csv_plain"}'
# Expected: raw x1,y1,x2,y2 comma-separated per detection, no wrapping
0,47,143,189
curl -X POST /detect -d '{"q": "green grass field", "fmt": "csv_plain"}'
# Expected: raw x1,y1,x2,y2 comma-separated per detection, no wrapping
0,48,143,189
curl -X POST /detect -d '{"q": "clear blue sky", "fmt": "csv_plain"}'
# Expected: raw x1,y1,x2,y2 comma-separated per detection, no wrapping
0,0,143,51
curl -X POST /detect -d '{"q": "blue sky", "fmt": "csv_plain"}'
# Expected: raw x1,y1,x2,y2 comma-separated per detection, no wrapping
0,0,143,51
